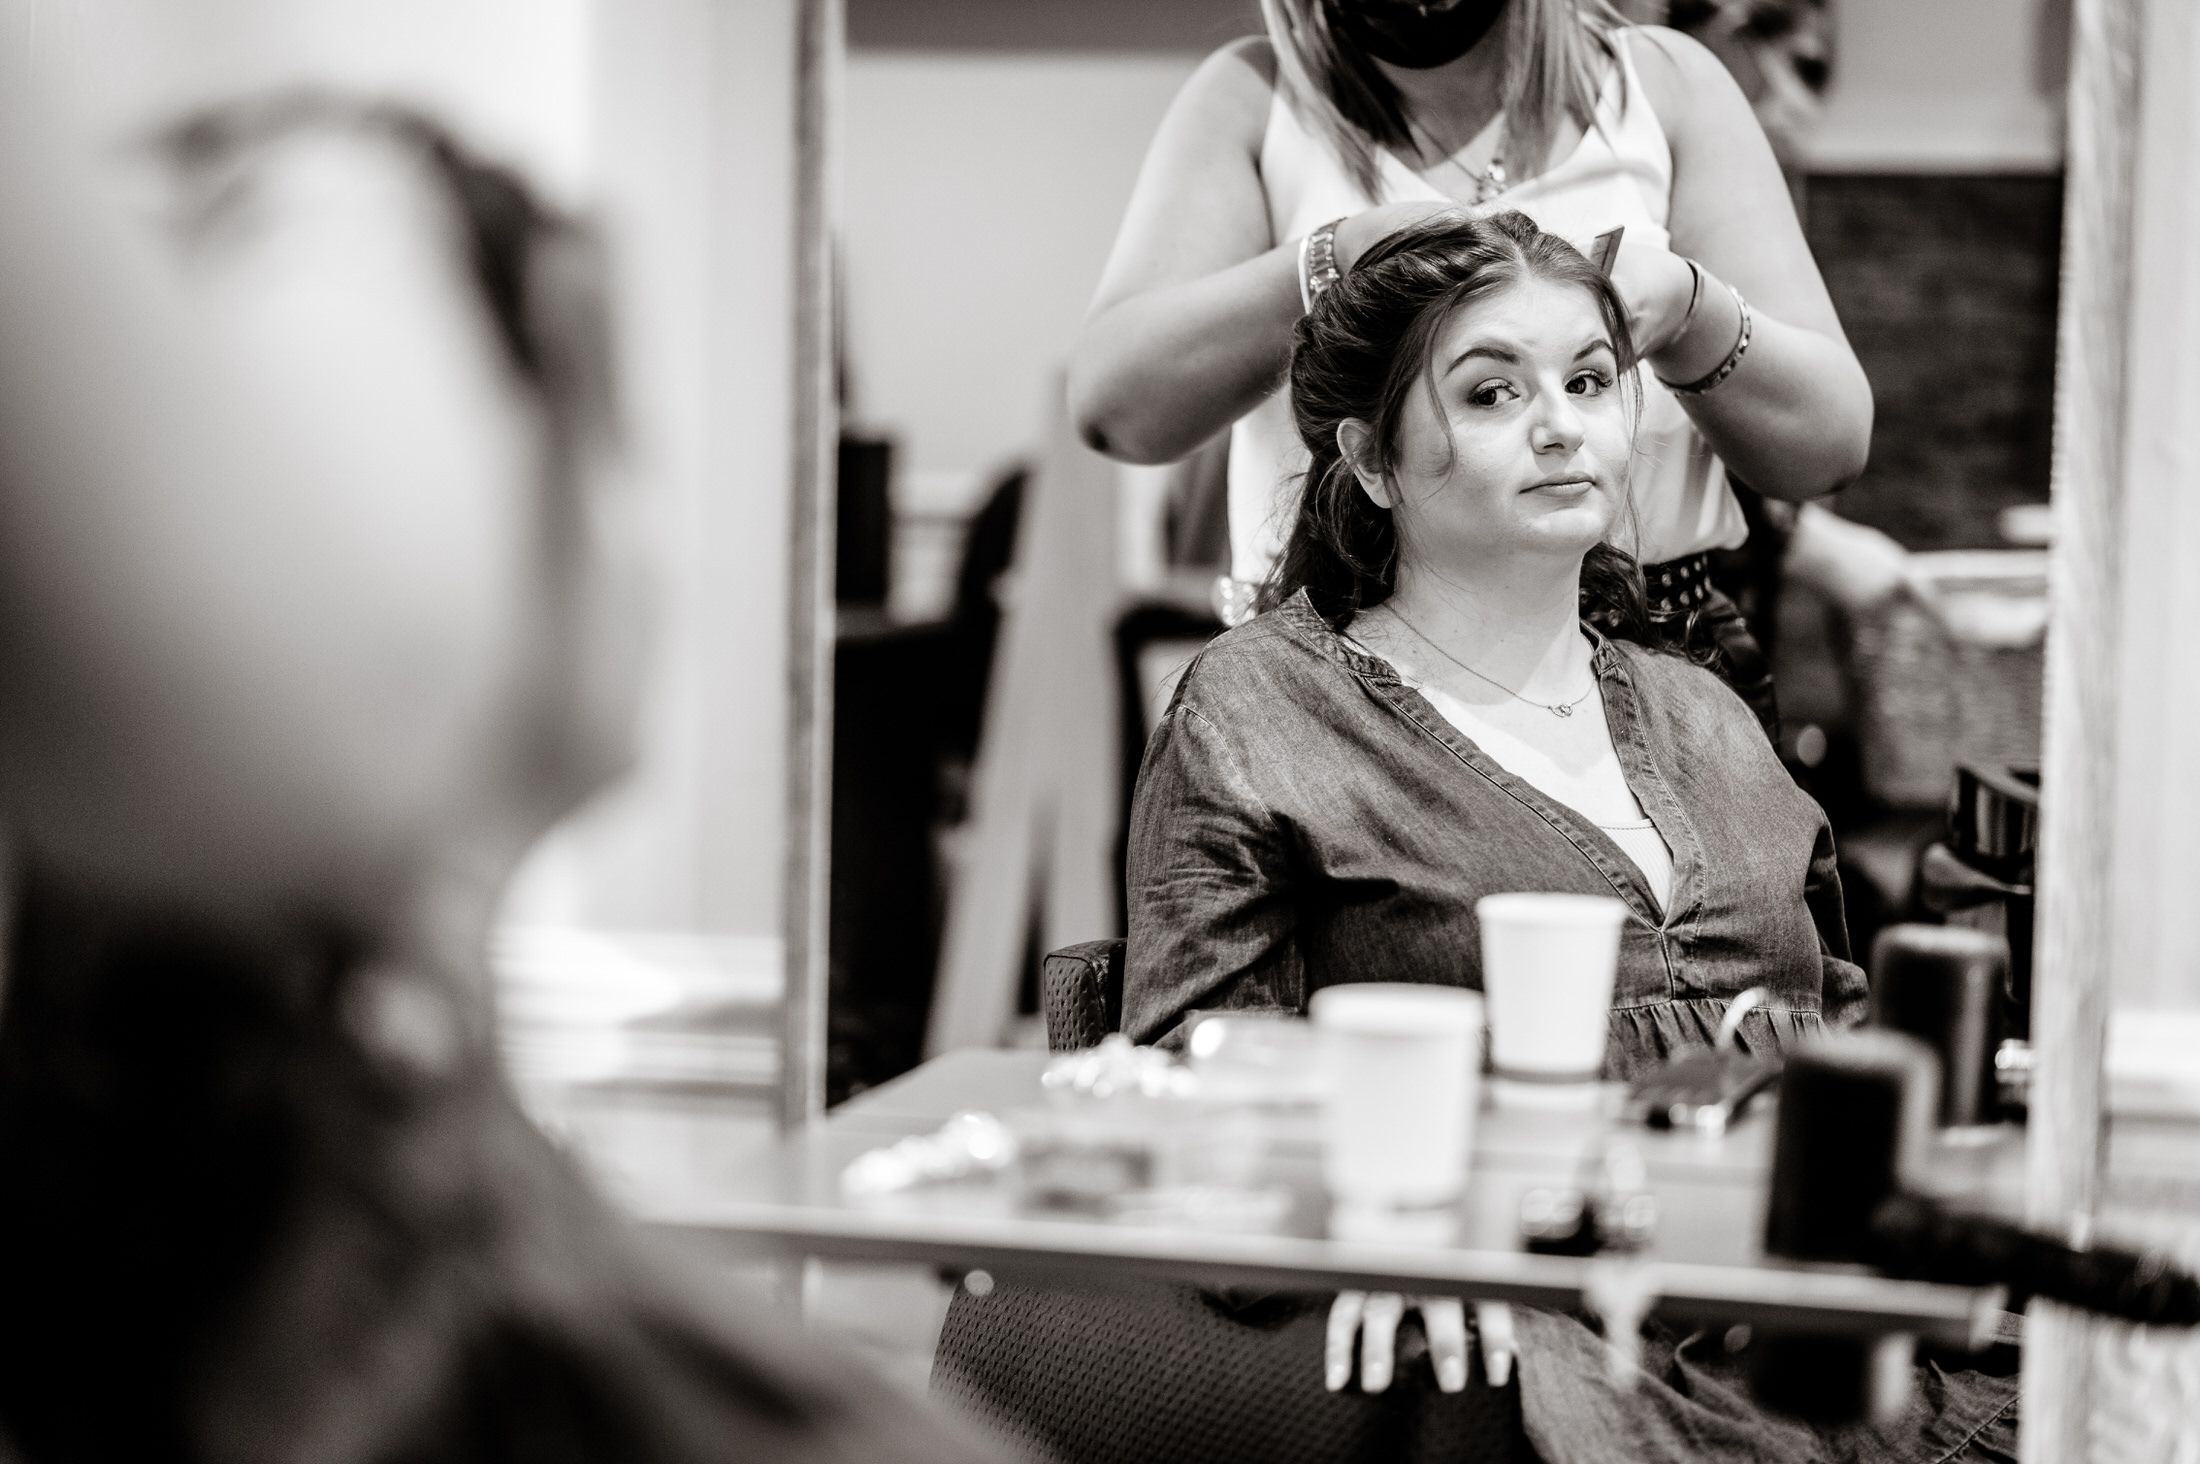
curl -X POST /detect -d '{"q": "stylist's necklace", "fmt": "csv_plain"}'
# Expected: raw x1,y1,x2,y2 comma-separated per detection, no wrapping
1416,113,1506,205
1394,613,1596,718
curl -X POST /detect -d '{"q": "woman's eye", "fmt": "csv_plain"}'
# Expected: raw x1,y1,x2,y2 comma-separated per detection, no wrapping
1567,370,1613,396
1466,380,1515,408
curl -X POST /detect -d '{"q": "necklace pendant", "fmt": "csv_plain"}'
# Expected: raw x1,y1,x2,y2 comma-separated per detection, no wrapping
1551,703,1574,718
1475,159,1507,205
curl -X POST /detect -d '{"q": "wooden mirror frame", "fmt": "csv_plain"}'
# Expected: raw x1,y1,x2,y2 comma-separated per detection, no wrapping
2029,0,2200,1454
783,0,842,1128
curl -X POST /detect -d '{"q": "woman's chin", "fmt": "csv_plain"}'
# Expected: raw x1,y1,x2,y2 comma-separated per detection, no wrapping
1515,499,1616,555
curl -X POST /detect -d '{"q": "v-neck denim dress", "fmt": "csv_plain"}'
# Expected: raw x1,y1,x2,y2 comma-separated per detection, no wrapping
1124,590,1867,1067
945,595,2019,1464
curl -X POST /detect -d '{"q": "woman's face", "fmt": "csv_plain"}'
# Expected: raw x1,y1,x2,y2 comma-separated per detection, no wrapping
1346,275,1630,581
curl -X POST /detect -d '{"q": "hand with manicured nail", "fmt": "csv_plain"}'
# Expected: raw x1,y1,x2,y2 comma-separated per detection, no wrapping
1323,1291,1471,1393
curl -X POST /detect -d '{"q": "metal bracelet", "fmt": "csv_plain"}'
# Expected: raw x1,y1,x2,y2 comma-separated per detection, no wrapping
1302,217,1344,311
1658,282,1751,396
1671,258,1705,346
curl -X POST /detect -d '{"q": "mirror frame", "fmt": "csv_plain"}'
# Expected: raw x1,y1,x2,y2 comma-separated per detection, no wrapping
2027,0,2193,1454
782,0,841,1128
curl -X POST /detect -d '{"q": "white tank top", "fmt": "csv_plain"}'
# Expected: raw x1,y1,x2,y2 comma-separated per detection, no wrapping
1228,30,1746,585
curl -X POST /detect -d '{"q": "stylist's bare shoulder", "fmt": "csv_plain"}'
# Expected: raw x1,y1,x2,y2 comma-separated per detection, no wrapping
1174,36,1280,155
1086,36,1281,311
1618,24,1760,161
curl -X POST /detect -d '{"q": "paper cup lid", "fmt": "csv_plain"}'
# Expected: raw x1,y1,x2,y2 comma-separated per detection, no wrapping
1475,892,1629,926
1311,983,1484,1036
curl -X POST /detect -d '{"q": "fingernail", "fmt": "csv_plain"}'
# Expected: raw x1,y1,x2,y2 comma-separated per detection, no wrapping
1326,1364,1348,1391
1439,1359,1467,1392
1486,1351,1513,1388
1364,1365,1390,1392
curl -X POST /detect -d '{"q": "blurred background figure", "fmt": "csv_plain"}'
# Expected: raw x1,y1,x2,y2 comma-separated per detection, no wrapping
0,34,998,1463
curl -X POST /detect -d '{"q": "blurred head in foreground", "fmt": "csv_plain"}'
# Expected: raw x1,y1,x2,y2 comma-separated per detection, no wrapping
0,92,646,931
0,83,992,1464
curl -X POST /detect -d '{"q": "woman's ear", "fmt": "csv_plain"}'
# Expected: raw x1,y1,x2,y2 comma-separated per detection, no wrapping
1336,420,1393,509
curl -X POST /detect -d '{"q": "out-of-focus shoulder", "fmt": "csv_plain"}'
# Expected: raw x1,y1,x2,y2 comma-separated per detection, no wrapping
1618,25,1749,140
1172,36,1279,142
1618,23,1728,84
1211,35,1279,88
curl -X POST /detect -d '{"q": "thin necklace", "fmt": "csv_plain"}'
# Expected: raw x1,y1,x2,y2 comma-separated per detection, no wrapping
1412,111,1507,204
1391,611,1597,718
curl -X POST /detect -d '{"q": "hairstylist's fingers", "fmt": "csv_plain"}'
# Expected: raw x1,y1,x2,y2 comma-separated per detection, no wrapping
1359,1291,1407,1394
1419,1297,1469,1393
1601,234,1696,358
1325,1291,1367,1392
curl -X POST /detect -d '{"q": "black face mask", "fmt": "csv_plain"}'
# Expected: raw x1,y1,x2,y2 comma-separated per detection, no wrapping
1328,0,1508,70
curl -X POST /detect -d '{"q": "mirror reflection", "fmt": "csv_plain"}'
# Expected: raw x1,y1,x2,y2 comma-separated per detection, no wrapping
828,2,2081,1447
835,0,2060,1096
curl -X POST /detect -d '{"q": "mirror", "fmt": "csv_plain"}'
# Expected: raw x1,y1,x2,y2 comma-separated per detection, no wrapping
802,0,2200,1442
801,1,2200,1441
819,0,2070,1090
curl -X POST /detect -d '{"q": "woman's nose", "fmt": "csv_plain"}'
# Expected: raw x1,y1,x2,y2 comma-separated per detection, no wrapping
1528,389,1586,457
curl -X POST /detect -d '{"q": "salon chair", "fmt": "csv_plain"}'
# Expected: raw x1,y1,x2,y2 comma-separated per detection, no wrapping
1038,938,1125,1052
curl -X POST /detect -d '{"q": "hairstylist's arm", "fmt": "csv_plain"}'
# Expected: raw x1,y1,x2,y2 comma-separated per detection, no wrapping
1624,27,1874,501
1069,41,1448,465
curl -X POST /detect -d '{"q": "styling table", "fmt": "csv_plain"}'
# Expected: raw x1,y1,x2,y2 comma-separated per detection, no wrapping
639,1049,2018,1345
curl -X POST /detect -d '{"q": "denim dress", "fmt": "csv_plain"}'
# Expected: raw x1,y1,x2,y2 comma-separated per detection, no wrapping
1124,590,1868,1064
1106,590,2020,1464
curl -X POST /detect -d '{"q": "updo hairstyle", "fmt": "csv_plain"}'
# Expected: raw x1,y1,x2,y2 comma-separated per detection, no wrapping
1264,209,1651,637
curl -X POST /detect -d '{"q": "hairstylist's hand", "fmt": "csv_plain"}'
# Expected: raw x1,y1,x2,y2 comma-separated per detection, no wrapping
1330,200,1467,277
1325,1291,1469,1393
1600,233,1703,362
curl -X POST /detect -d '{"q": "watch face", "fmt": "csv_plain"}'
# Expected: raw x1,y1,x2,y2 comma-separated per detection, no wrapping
1329,0,1509,70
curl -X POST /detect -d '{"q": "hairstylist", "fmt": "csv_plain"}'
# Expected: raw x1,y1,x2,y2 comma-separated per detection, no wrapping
1067,0,1870,731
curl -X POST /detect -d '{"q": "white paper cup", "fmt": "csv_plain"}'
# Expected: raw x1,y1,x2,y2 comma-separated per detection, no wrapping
1311,984,1484,1211
1476,893,1628,1097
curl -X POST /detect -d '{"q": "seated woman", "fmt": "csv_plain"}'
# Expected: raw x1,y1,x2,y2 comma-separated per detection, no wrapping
1123,216,1858,1069
940,212,2015,1464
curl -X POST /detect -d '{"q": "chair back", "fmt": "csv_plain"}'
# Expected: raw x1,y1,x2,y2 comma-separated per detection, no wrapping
1039,939,1126,1052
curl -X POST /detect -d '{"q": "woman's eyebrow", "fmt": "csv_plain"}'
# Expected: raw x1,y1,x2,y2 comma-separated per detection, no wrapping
1441,340,1523,376
1442,336,1616,377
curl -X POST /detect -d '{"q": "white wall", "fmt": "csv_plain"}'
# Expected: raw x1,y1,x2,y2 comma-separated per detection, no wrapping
505,0,794,944
842,52,1196,506
1809,0,2069,171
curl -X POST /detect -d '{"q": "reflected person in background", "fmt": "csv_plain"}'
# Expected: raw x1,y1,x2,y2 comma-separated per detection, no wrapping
1069,0,1874,735
0,76,998,1464
942,214,2015,1464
